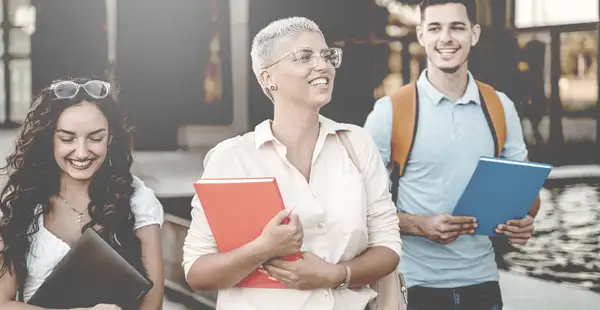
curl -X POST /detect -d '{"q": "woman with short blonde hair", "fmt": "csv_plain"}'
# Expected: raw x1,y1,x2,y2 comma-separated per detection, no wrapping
183,16,402,310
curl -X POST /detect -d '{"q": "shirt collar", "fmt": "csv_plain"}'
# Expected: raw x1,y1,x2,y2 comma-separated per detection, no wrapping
254,115,352,148
416,69,481,106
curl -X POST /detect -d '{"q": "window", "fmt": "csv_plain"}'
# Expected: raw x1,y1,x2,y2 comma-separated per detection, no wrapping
515,0,599,28
559,30,598,112
0,0,33,125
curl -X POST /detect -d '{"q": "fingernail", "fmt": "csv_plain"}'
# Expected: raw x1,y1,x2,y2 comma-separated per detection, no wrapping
474,223,478,228
268,276,277,281
470,230,475,234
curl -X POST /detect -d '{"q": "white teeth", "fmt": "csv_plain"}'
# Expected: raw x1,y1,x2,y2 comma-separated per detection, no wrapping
438,49,458,54
68,159,93,169
310,78,328,86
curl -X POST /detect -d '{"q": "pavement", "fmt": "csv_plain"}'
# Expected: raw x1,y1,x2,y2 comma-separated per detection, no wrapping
500,271,600,310
163,297,191,310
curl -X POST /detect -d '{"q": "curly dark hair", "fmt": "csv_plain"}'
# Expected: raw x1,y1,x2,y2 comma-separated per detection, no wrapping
0,77,147,298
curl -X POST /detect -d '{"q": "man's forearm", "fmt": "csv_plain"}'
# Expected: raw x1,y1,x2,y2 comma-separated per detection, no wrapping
524,157,541,218
397,212,428,236
528,195,541,217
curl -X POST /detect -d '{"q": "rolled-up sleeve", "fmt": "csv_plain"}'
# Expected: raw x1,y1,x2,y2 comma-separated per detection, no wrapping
182,195,218,278
181,141,243,278
358,130,402,258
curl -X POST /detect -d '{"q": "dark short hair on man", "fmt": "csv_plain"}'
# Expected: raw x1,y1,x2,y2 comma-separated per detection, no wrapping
419,0,477,24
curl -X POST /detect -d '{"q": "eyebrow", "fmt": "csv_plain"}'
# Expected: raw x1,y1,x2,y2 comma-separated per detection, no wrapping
296,47,330,51
427,21,467,27
56,128,107,135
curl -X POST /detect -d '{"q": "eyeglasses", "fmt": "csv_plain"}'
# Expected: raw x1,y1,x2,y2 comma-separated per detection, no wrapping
50,80,111,100
264,47,343,69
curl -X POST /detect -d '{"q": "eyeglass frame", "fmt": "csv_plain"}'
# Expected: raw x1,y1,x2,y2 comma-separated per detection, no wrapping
49,80,112,100
262,47,343,70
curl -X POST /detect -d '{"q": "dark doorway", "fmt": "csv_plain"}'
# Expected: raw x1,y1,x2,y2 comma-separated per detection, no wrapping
31,0,108,93
116,0,233,151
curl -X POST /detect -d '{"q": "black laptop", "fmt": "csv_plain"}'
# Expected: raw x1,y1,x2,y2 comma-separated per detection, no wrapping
28,228,153,309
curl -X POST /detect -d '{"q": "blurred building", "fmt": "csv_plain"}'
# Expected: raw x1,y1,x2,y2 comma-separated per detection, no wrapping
0,0,596,165
0,1,598,308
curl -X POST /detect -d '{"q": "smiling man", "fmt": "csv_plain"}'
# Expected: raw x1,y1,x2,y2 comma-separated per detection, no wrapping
363,1,536,309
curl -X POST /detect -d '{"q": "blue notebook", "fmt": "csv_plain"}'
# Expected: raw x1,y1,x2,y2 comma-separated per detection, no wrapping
452,156,552,236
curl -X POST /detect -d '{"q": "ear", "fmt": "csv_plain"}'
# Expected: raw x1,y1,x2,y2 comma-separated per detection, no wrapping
416,25,425,47
471,24,481,47
259,70,275,90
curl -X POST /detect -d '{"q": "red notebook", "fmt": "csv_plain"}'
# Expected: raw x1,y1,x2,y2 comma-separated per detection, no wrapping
193,177,302,289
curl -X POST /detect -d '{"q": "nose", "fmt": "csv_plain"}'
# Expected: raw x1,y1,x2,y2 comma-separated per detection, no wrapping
440,28,453,43
313,55,329,71
74,140,90,159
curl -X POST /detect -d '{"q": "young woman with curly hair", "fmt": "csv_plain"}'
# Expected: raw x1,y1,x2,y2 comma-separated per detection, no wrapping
0,78,165,310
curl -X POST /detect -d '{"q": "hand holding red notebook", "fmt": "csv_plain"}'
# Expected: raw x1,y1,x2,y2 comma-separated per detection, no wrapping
193,177,302,288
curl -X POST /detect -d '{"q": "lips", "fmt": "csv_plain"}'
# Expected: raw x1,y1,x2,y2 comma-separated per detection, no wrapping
67,159,95,170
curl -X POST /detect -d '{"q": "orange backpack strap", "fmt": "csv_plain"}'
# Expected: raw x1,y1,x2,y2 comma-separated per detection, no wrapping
387,81,506,204
389,83,418,204
475,81,507,157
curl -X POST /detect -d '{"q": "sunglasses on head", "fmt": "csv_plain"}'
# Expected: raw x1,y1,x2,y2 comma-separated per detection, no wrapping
50,80,111,100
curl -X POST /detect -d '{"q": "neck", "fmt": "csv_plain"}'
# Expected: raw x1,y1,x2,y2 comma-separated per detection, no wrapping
271,102,320,151
426,63,469,101
58,174,91,202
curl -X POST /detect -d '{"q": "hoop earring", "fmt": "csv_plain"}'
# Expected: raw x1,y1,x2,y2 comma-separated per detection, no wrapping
108,157,113,167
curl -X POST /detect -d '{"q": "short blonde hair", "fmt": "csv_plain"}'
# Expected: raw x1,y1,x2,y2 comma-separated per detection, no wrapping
250,16,323,100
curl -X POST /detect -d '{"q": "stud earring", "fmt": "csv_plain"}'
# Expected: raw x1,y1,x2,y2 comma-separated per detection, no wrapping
270,85,276,90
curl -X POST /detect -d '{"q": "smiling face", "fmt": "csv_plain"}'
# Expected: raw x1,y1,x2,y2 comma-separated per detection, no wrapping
261,31,338,109
53,101,111,183
417,2,480,73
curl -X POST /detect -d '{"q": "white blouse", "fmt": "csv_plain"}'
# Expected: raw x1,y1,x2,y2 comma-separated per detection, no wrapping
182,116,402,310
1,176,164,302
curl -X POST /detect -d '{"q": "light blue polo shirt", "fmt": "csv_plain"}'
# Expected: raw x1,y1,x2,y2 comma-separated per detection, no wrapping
363,70,528,289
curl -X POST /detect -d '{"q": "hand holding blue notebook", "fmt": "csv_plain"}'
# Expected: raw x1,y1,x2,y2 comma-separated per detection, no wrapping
452,157,552,236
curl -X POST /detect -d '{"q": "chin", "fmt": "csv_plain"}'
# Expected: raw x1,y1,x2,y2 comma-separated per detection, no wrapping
311,94,333,107
432,58,467,73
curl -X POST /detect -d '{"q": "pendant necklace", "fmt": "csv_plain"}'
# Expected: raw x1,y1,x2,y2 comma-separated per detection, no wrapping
57,195,86,225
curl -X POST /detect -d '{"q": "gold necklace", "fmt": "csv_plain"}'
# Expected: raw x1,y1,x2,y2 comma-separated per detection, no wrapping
57,195,86,225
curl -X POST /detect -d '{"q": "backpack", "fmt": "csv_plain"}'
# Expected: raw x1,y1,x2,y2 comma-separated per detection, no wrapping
388,80,507,204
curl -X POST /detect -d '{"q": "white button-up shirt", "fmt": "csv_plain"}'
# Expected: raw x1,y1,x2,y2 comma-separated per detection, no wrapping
182,115,402,310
